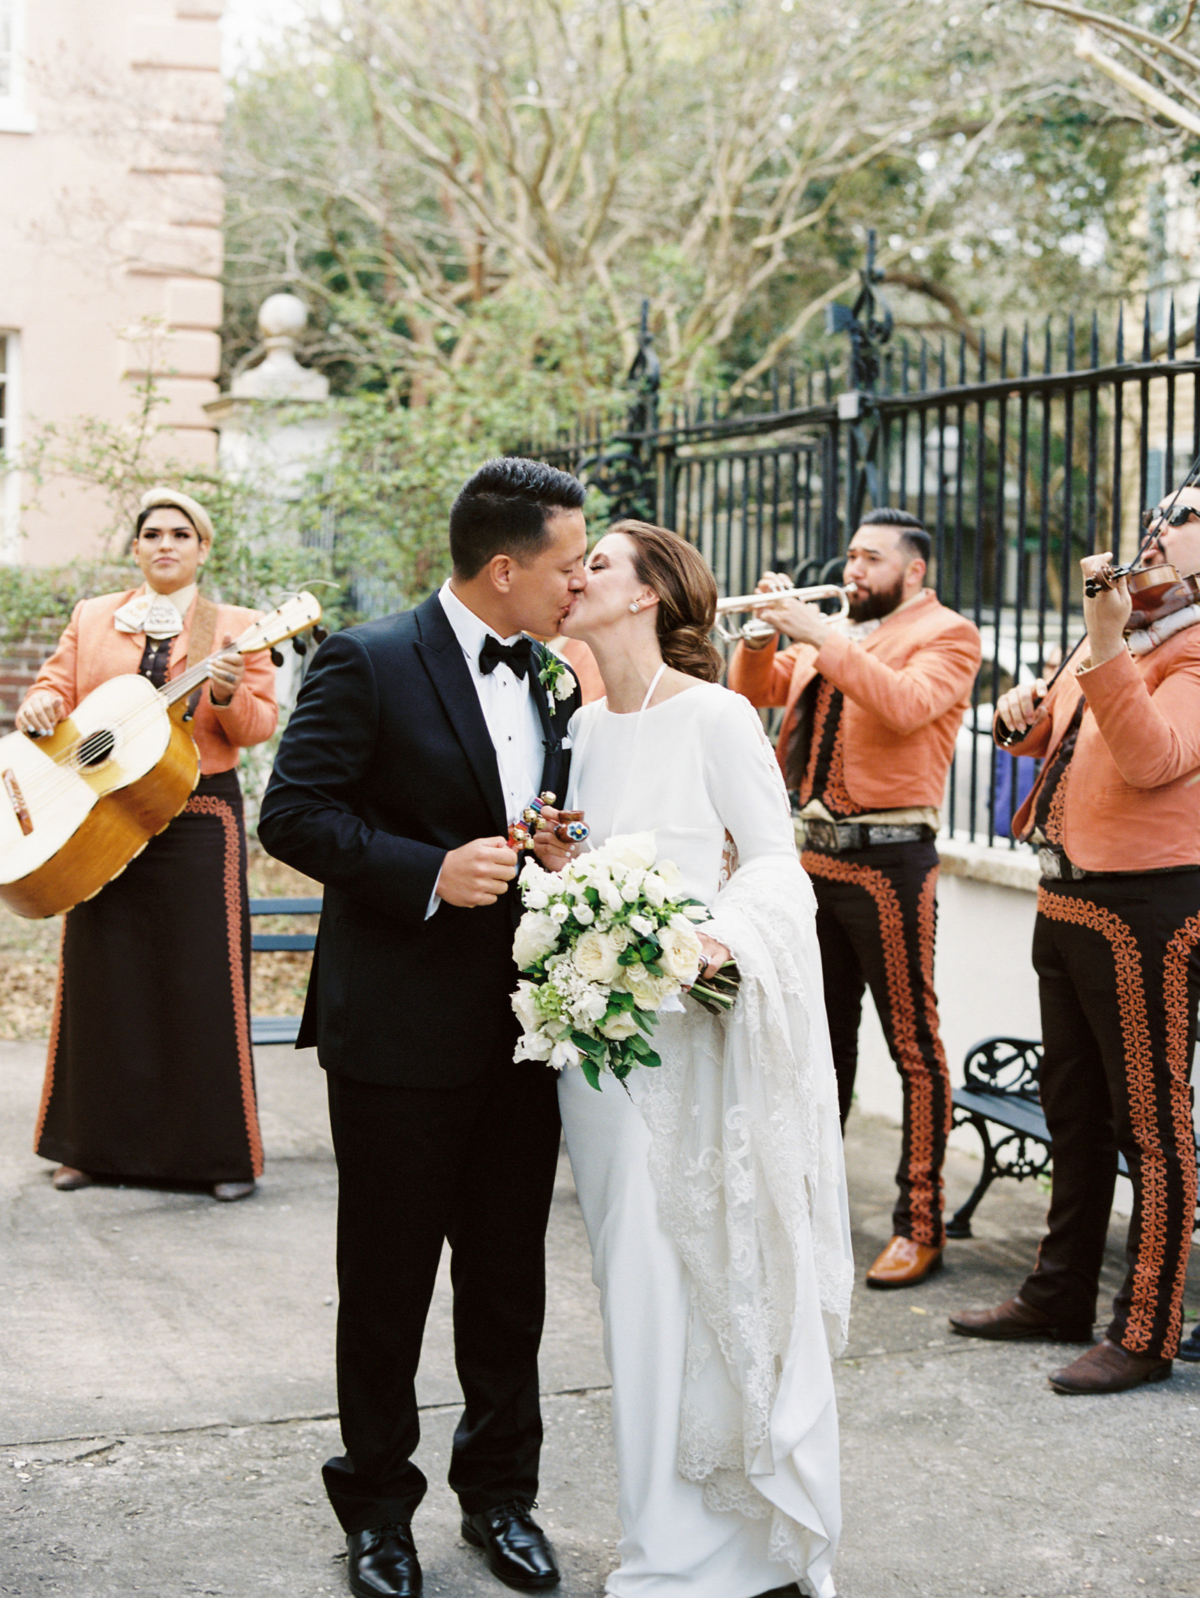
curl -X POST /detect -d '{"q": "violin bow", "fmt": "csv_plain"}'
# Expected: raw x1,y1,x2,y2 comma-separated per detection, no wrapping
997,446,1200,745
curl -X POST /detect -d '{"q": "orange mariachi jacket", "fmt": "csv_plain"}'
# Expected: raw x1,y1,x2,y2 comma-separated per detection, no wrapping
25,589,278,775
728,588,982,810
1004,630,1200,873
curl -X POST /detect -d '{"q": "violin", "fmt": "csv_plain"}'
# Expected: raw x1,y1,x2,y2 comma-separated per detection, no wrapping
1082,561,1200,631
997,559,1200,748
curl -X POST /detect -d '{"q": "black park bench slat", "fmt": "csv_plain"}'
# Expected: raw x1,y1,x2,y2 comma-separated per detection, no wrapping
946,1035,1200,1240
249,897,321,1047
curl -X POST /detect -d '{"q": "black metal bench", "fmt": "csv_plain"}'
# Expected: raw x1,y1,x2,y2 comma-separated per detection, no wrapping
946,1034,1199,1240
249,896,321,1046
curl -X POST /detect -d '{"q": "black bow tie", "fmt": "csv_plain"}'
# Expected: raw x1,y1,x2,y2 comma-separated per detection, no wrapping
479,634,534,680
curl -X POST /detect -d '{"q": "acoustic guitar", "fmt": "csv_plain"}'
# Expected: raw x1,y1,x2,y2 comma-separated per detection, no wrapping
0,592,322,919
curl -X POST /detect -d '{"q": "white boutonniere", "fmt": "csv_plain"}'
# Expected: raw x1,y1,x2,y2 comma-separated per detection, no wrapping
538,649,576,704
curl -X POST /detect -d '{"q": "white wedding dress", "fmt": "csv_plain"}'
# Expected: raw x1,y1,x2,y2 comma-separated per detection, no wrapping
561,681,853,1598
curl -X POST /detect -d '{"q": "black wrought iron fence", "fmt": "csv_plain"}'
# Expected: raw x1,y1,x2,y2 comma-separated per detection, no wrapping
531,282,1200,850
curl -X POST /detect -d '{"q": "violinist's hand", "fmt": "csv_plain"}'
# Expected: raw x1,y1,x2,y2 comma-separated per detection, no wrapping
996,679,1048,741
15,690,67,736
1081,551,1131,667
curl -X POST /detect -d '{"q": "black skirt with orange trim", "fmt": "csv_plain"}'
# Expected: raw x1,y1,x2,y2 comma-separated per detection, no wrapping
35,770,263,1184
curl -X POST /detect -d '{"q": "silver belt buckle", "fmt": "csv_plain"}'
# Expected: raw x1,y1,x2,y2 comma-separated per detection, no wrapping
1037,846,1063,879
806,820,839,851
1037,846,1085,880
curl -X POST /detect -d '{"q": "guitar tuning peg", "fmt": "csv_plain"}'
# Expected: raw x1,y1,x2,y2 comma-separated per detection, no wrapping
292,638,307,657
313,626,328,644
270,648,284,667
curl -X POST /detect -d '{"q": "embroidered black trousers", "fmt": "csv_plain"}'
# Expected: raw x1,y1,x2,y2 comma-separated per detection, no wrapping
1020,873,1200,1358
803,838,953,1248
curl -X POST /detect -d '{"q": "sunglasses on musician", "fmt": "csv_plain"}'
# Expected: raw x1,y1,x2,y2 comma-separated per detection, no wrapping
1141,504,1200,531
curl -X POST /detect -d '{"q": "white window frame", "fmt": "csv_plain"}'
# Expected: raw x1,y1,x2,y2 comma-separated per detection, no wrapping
0,0,35,136
0,331,21,563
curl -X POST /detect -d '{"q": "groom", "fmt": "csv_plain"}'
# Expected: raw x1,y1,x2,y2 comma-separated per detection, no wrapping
258,457,588,1598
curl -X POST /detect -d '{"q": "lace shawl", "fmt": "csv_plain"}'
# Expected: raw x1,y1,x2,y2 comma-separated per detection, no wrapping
636,851,853,1587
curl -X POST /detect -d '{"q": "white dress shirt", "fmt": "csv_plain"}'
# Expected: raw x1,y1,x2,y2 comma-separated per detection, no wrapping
428,581,546,914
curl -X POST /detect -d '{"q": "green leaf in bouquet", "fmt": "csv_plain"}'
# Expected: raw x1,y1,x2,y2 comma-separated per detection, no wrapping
580,1057,602,1092
571,1030,606,1061
641,1048,663,1069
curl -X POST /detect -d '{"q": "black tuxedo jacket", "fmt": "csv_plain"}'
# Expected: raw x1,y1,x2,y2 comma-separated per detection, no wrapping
257,594,580,1088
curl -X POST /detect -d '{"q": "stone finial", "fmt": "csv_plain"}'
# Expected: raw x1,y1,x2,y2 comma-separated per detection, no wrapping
232,293,330,400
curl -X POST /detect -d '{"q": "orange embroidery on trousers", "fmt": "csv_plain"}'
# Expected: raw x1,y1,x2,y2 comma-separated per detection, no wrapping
804,850,949,1245
1159,912,1200,1355
186,794,264,1178
1036,887,1165,1355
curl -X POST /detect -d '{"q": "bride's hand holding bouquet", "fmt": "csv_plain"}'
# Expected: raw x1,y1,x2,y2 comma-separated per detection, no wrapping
511,831,740,1091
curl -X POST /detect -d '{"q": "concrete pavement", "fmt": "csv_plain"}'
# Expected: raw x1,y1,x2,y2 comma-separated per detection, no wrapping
2,1036,1198,1598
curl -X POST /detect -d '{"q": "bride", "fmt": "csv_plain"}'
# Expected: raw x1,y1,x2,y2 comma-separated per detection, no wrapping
552,520,853,1598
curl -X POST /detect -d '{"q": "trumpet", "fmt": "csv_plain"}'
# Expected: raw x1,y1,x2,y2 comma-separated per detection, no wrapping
714,582,854,643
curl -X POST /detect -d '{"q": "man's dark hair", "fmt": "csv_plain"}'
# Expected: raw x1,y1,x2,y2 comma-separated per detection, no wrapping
449,457,586,579
857,505,931,564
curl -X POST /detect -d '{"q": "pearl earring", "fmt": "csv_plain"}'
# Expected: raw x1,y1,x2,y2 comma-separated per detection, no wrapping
629,601,640,613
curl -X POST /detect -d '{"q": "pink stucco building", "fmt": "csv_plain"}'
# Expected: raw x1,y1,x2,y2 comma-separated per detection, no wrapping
0,0,224,565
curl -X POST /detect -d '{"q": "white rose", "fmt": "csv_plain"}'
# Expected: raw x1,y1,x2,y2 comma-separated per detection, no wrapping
549,1037,583,1071
572,902,595,926
599,1010,639,1040
657,857,682,890
515,1029,554,1063
608,832,657,870
553,674,575,702
628,914,653,937
642,873,668,908
522,885,550,911
625,968,678,1010
512,981,542,1034
657,922,704,983
573,927,625,986
513,911,561,969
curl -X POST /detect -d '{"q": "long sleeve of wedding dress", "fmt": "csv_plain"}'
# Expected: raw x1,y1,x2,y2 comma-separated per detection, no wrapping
560,684,853,1598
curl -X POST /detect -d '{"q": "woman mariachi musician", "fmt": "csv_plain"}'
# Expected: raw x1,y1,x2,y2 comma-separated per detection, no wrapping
16,487,278,1202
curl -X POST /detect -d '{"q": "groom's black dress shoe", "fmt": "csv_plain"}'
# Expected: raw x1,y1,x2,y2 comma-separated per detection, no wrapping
347,1523,422,1598
461,1500,560,1590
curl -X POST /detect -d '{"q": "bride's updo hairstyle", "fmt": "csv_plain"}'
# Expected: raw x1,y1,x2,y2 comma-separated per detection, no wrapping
612,519,724,683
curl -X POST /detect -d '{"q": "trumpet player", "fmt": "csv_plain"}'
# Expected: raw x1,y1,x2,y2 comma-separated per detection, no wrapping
728,508,981,1288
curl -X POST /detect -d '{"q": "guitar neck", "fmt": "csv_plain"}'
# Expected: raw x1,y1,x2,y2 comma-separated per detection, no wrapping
155,592,322,707
161,656,219,707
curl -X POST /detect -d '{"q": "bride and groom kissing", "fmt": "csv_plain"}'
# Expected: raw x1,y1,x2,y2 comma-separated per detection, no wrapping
258,457,853,1598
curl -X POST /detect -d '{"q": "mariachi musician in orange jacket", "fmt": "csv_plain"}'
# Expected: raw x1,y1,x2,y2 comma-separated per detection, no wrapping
729,507,981,1289
950,485,1200,1392
17,487,277,1203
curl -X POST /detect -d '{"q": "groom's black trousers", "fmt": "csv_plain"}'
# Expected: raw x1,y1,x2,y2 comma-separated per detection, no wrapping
323,1059,562,1532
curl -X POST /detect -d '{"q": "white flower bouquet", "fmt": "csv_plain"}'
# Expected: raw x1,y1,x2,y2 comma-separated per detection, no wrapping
511,831,740,1091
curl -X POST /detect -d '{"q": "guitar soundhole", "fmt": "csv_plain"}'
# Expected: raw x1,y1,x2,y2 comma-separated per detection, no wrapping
76,729,117,768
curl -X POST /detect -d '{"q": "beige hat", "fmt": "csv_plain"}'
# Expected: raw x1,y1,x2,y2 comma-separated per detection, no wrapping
138,486,216,546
